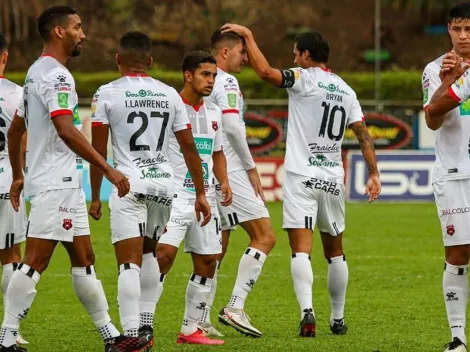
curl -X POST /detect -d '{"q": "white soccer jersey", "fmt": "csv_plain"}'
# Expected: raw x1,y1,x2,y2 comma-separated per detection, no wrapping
91,73,191,197
0,78,22,192
424,54,470,182
208,67,246,173
169,96,223,201
17,56,82,197
283,67,364,183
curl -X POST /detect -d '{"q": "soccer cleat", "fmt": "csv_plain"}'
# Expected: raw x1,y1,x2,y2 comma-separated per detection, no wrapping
15,332,28,345
198,322,224,337
176,328,224,345
330,318,348,335
444,337,467,352
299,308,316,337
218,307,262,338
0,345,27,351
104,334,154,352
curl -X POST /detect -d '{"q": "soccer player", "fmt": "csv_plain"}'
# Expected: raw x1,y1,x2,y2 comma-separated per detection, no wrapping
156,51,231,345
207,30,276,338
423,4,470,351
89,35,211,344
0,33,28,347
222,24,381,337
2,6,148,352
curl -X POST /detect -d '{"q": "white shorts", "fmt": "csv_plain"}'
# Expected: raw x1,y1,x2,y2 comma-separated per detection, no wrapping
0,192,27,249
28,189,90,242
216,170,270,231
159,200,222,255
283,171,345,236
109,191,172,244
434,179,470,246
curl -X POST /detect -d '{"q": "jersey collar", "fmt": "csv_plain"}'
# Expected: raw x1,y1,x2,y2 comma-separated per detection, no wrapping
123,73,149,77
180,95,204,112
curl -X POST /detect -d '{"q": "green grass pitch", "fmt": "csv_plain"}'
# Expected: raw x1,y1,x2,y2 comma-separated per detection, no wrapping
0,202,458,351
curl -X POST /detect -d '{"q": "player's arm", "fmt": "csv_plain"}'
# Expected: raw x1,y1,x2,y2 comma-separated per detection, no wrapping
222,24,283,87
213,150,232,206
89,124,109,220
7,114,26,211
21,132,27,172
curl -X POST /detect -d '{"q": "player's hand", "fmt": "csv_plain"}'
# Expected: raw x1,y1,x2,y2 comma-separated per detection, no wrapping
365,174,381,203
220,181,232,206
88,200,102,221
440,51,469,82
221,23,252,37
247,167,265,202
9,179,24,212
195,194,211,227
104,168,130,198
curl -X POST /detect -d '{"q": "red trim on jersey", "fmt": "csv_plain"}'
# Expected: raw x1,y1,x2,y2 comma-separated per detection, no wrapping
40,54,55,58
0,76,4,79
222,109,239,114
180,95,204,112
320,66,332,72
91,122,104,127
448,87,461,102
123,72,149,77
361,116,365,121
424,106,429,112
50,109,73,118
186,123,192,129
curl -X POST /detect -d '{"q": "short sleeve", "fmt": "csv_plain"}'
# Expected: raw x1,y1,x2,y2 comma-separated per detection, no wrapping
449,69,470,103
282,67,312,94
15,86,24,118
422,64,442,108
172,94,191,132
91,87,112,127
213,75,241,114
42,68,76,118
213,109,223,152
347,94,365,126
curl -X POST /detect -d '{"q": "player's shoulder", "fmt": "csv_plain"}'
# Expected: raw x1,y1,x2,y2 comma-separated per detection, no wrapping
216,69,239,89
0,78,21,93
424,54,445,74
204,97,222,114
314,69,358,99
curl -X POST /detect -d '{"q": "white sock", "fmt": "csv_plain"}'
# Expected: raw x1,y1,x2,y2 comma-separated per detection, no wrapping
1,263,18,308
181,274,212,336
1,264,40,347
327,255,348,323
71,266,120,342
444,262,468,345
291,253,313,318
118,263,141,337
140,253,159,329
201,261,219,325
228,248,267,310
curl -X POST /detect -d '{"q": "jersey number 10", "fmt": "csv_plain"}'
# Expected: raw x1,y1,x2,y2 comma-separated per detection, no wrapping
319,102,346,141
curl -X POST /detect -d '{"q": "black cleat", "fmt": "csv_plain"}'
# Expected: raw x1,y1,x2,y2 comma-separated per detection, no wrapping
299,309,316,337
0,345,27,351
137,328,154,348
104,334,154,352
444,337,467,351
330,318,348,335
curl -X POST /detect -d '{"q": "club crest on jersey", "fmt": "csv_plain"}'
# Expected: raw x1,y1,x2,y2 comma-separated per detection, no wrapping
63,219,73,231
212,121,219,131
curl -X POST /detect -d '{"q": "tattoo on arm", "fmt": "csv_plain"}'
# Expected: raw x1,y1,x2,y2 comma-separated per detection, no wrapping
350,121,379,175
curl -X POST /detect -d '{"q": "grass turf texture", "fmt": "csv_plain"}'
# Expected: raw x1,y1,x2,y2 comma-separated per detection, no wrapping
0,202,454,351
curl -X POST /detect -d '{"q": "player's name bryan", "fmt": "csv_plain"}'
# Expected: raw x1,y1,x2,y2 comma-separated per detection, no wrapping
125,99,169,109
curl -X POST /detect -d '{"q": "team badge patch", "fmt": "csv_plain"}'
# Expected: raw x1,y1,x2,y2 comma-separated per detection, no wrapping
63,219,73,231
212,121,219,131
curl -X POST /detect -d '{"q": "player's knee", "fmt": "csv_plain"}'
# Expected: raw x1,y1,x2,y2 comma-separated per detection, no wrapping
256,230,276,251
156,247,176,274
446,246,470,265
22,254,51,274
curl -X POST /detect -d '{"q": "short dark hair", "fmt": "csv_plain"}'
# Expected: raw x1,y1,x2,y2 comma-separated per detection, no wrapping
37,6,78,41
0,33,7,53
294,31,329,63
119,31,152,66
182,51,216,73
210,29,245,53
449,2,470,23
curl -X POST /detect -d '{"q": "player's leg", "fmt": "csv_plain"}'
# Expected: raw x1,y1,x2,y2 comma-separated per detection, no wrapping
217,171,275,337
0,191,61,349
282,171,318,337
177,210,224,345
0,193,27,345
435,180,470,352
138,197,172,337
317,183,348,336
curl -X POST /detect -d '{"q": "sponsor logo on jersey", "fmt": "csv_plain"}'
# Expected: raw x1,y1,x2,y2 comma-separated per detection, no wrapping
307,153,340,168
318,82,350,96
460,100,470,116
0,167,3,174
145,195,172,205
194,138,213,155
423,88,429,104
302,178,341,196
227,93,237,108
125,90,167,98
140,167,171,180
308,143,340,154
0,193,10,199
73,104,81,125
57,93,69,108
184,162,209,192
76,155,83,169
24,77,34,85
133,155,168,169
442,207,470,216
59,207,76,213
